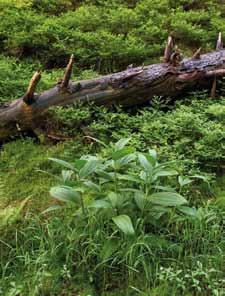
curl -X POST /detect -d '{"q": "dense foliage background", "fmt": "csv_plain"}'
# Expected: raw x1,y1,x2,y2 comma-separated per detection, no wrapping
0,1,225,295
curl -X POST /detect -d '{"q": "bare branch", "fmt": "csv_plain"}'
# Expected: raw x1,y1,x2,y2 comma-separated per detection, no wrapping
205,68,225,77
163,36,174,63
61,54,75,88
192,48,201,60
23,71,41,105
216,32,223,50
211,77,217,98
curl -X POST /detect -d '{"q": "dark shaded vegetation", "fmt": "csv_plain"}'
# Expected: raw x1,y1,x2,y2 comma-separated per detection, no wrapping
1,1,225,295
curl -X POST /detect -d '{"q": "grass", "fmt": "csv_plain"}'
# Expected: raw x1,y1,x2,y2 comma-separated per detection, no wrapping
0,105,225,294
0,0,225,291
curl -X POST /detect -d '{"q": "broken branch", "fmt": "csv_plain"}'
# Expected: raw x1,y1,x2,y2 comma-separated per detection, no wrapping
61,54,75,89
23,71,41,105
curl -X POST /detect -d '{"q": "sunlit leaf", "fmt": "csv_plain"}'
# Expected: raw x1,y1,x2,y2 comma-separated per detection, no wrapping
114,138,131,150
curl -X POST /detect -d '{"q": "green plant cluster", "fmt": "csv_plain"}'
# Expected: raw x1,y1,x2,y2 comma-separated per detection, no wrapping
0,0,224,71
52,96,225,176
1,139,225,295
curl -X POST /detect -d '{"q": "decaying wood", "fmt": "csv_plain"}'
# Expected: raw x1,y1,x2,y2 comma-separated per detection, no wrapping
23,71,41,105
163,36,174,63
0,35,225,141
60,54,74,88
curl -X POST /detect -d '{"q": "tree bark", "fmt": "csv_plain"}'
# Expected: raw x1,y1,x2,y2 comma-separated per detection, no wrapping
1,48,225,141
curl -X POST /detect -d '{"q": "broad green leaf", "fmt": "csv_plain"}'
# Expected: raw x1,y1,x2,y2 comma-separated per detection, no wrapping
134,191,146,211
114,138,131,150
112,215,135,235
62,170,73,182
79,160,99,178
50,186,80,203
108,192,118,208
148,192,187,207
49,158,75,171
84,180,100,192
154,169,178,178
96,170,114,181
74,159,87,171
178,206,197,216
117,153,136,166
112,147,134,161
88,200,111,209
117,174,140,183
138,153,153,173
152,185,176,192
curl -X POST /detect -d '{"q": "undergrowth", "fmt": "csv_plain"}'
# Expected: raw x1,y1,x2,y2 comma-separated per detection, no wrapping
1,0,225,295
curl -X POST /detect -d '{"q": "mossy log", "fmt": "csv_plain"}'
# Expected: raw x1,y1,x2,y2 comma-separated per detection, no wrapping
1,35,225,141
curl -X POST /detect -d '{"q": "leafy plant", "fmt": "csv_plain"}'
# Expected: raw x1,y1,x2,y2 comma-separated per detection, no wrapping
48,138,193,236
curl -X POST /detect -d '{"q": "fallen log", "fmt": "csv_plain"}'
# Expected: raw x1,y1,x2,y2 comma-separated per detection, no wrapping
1,34,225,141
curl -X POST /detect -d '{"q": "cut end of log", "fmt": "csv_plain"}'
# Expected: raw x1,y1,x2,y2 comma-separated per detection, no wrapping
216,32,223,50
61,54,75,89
23,71,41,105
192,47,201,60
163,35,174,63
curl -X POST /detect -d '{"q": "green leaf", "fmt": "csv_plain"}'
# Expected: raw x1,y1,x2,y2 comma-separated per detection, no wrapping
49,158,75,171
112,215,135,235
84,180,100,192
114,138,131,150
117,174,140,183
74,159,87,171
154,169,178,177
178,176,193,187
178,206,197,216
112,147,134,161
62,170,73,182
88,200,111,209
134,191,146,211
50,186,80,203
79,160,99,178
138,153,153,173
117,153,136,166
148,192,187,207
96,170,114,181
108,192,118,208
